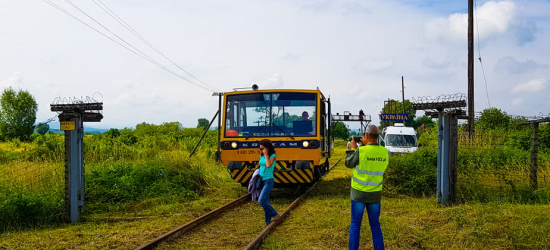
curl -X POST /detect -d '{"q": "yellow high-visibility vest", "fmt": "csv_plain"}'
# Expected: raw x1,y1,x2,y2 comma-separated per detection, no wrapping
351,145,389,192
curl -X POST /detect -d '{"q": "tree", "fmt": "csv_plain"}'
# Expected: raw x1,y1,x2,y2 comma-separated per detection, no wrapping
104,128,137,145
134,122,181,137
273,112,301,126
330,121,349,140
476,107,511,130
197,118,209,129
134,122,155,137
379,100,416,129
410,115,436,129
104,128,121,139
0,87,38,141
34,122,50,135
158,122,181,134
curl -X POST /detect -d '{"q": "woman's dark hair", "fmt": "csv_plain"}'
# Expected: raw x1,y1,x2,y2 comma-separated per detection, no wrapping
260,139,276,157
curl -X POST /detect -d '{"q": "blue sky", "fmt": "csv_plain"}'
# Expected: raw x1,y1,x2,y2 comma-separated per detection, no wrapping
1,0,549,129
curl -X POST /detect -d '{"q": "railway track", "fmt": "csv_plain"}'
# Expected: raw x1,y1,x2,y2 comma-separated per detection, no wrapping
136,159,341,250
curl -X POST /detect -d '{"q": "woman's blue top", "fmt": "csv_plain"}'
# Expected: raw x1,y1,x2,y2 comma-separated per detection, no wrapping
259,154,276,180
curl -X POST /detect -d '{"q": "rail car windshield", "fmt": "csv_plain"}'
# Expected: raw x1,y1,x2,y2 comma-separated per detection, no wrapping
224,92,317,138
385,134,417,147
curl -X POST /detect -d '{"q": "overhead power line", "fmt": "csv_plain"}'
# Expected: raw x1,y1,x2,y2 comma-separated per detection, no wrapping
474,0,491,108
41,0,219,93
62,0,165,69
91,0,218,92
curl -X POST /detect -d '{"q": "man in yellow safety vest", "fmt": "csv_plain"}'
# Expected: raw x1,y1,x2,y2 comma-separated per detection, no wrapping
345,124,388,250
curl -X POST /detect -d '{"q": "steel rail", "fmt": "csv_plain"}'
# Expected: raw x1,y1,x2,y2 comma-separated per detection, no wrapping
135,158,340,250
244,158,341,250
135,193,251,250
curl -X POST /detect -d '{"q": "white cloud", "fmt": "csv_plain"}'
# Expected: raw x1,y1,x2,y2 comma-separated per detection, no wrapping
251,73,284,90
422,1,525,45
511,78,548,93
476,1,516,35
512,98,523,106
1,0,550,128
423,13,467,45
281,53,301,62
1,71,23,89
495,56,547,75
354,57,394,73
422,58,452,70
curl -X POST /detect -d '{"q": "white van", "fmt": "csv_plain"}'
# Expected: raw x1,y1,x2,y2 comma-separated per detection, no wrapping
379,123,418,155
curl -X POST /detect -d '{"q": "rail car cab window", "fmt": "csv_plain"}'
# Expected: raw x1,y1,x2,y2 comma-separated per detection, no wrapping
224,92,317,137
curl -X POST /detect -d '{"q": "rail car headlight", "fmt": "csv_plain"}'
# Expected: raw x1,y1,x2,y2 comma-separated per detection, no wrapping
222,141,239,150
301,140,320,149
310,141,317,148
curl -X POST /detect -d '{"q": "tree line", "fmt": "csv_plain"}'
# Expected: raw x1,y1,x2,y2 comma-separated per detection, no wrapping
0,87,544,144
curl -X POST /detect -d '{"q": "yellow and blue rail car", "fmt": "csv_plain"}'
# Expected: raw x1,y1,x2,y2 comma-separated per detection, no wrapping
220,88,333,188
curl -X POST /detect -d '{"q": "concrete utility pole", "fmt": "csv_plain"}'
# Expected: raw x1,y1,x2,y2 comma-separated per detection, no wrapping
412,95,467,205
402,76,405,115
468,0,475,137
51,101,103,224
519,117,550,190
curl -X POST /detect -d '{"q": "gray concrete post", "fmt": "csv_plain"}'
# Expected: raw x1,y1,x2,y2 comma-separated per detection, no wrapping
437,113,450,204
436,113,458,205
64,116,84,224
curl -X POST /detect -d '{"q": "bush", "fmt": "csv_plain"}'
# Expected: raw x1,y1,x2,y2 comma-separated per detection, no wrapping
85,161,205,212
27,134,64,161
0,192,64,231
0,148,20,163
0,125,224,231
457,184,550,204
385,147,438,196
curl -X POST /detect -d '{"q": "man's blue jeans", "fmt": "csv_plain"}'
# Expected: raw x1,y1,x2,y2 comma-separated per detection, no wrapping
258,178,277,225
349,200,384,250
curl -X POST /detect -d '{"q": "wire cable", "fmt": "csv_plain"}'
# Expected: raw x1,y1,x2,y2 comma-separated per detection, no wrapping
92,0,218,92
64,0,218,92
63,0,164,69
474,0,491,108
41,0,218,93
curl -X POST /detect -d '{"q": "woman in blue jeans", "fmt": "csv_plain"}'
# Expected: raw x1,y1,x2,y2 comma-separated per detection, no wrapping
258,139,279,225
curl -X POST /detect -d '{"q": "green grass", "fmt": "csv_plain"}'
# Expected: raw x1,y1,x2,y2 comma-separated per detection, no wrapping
0,129,220,230
263,157,550,250
1,135,550,249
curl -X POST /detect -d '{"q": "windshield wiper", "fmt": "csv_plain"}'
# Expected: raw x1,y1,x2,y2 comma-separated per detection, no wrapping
246,125,267,140
272,123,295,140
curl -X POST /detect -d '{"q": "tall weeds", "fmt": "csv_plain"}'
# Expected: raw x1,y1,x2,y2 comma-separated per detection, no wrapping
0,125,221,232
386,126,550,204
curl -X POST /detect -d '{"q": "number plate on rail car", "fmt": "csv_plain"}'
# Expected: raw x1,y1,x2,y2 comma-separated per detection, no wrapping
236,149,260,155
